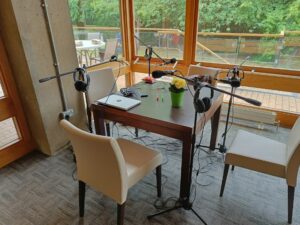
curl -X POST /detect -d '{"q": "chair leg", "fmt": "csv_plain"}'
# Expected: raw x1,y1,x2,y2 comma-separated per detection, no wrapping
117,202,126,225
156,165,162,198
288,186,295,224
231,165,235,171
79,180,86,217
135,128,139,138
220,164,230,197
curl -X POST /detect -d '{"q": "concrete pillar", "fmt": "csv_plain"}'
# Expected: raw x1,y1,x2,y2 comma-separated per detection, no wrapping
0,0,86,155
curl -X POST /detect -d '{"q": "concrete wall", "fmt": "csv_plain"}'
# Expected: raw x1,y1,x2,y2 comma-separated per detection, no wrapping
0,0,86,155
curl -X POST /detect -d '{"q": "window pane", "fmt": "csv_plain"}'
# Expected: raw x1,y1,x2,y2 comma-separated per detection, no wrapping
0,117,21,150
134,1,186,60
0,82,4,98
196,1,300,70
68,0,123,66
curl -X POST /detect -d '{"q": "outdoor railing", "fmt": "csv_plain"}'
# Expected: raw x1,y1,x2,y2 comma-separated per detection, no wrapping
72,26,300,70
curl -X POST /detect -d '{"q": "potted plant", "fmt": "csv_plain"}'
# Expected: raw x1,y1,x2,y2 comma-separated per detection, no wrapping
169,77,186,108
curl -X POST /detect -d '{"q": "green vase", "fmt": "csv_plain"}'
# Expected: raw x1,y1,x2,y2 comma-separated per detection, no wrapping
170,91,184,108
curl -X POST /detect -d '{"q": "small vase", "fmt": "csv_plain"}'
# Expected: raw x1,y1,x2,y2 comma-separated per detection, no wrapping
170,91,184,108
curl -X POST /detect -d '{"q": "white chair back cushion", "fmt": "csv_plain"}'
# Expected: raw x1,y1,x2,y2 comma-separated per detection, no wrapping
286,117,300,186
187,65,219,86
103,38,118,61
87,67,117,104
60,120,128,204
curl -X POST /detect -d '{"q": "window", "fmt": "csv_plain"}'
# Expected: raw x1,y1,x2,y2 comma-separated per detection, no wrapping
0,117,20,150
0,81,4,98
133,0,186,60
68,0,123,66
196,0,300,71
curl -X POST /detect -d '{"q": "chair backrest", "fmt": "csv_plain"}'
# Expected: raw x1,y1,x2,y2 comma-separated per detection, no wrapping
87,67,117,105
286,117,300,186
187,65,220,86
103,38,118,61
60,119,128,204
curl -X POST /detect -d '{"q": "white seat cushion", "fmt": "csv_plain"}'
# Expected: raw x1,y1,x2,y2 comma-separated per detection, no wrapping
117,138,163,188
226,130,287,178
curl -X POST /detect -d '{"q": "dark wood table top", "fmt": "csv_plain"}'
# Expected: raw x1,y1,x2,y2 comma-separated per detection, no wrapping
92,81,223,137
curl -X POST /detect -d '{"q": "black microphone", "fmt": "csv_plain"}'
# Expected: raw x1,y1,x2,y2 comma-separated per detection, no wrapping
217,78,240,88
160,58,176,65
152,70,177,78
243,98,262,106
109,55,118,62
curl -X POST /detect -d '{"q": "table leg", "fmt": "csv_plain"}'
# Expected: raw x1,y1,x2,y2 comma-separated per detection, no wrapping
93,110,106,135
210,105,221,150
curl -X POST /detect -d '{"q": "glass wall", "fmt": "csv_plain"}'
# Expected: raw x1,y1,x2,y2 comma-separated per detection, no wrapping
68,0,123,66
0,117,20,150
196,0,300,70
133,0,186,60
0,81,4,98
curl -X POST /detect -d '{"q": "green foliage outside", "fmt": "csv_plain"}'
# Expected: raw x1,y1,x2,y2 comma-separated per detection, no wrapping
68,0,300,34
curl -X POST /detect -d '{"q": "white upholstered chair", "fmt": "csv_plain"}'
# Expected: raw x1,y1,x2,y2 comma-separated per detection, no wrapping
220,117,300,224
60,119,162,225
90,38,118,63
85,67,117,133
187,65,220,86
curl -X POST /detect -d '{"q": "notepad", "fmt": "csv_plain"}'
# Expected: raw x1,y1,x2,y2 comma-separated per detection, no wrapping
97,94,141,110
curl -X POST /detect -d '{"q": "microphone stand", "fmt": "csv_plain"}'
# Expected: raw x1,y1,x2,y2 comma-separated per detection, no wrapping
134,34,169,81
216,56,250,153
148,74,261,224
218,77,238,154
39,58,120,130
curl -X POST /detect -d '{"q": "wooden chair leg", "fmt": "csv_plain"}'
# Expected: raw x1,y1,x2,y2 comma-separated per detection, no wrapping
156,165,162,198
220,164,230,197
79,180,86,217
117,202,126,225
288,186,295,224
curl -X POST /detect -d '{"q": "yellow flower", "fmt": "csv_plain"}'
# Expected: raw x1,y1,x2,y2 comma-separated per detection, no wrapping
172,77,186,89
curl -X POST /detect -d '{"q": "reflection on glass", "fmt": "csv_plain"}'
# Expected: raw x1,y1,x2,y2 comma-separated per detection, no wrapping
134,0,186,60
68,0,122,67
0,117,20,150
196,1,300,70
0,82,4,97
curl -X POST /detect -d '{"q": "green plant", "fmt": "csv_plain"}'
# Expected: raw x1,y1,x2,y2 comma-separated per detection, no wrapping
169,77,186,93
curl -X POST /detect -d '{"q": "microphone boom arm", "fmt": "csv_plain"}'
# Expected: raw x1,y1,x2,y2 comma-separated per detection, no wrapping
170,74,261,106
39,58,120,83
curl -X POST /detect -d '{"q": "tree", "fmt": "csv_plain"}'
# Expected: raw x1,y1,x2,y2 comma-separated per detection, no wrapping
68,0,300,33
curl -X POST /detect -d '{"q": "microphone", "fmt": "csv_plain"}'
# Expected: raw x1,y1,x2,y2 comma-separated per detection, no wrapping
152,70,177,78
160,58,177,66
109,55,118,62
243,98,262,106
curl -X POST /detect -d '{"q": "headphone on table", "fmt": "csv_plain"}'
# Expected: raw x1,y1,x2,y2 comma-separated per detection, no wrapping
193,86,214,113
73,67,90,92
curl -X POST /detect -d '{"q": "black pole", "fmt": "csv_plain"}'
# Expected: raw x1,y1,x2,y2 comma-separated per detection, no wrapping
218,86,235,153
39,58,118,83
170,74,261,107
134,34,167,64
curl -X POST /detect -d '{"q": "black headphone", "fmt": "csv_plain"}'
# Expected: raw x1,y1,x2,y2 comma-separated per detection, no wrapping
73,67,90,92
193,86,214,113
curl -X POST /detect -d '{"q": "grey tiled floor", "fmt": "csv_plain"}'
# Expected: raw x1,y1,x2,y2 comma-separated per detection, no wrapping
0,121,299,225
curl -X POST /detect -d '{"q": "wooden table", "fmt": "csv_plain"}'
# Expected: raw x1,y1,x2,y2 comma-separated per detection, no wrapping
92,81,223,201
